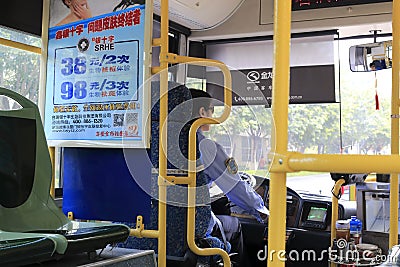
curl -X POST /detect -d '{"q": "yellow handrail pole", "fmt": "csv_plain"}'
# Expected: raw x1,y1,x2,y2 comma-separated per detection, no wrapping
158,0,169,266
154,28,233,267
390,0,400,248
186,60,232,267
331,179,345,246
330,179,345,267
42,0,53,198
268,0,292,267
187,123,230,267
153,55,233,264
349,185,356,201
49,147,56,198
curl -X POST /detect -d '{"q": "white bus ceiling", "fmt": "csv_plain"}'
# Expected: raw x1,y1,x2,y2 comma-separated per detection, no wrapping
187,0,392,40
1,0,393,39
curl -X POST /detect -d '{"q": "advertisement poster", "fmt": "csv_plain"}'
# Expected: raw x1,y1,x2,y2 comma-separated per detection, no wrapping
44,0,151,147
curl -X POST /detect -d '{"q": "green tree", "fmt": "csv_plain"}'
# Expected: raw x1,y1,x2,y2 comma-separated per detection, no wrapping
0,28,41,109
340,71,391,154
209,105,272,169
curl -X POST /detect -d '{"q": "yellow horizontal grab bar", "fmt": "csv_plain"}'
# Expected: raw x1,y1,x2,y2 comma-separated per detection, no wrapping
130,229,159,239
162,53,233,148
151,66,163,74
158,175,194,186
166,53,229,69
0,37,41,54
164,175,192,185
129,215,159,239
154,53,232,127
152,38,162,47
274,152,400,173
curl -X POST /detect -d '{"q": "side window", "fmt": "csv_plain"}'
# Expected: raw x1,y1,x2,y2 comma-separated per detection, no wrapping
241,136,251,162
0,28,64,194
216,134,232,156
0,27,41,104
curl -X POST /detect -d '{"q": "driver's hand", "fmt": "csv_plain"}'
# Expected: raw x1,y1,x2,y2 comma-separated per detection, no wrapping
259,212,268,224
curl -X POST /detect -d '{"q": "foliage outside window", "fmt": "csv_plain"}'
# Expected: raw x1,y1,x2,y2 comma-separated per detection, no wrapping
0,27,41,108
194,37,392,176
340,38,391,155
216,135,232,156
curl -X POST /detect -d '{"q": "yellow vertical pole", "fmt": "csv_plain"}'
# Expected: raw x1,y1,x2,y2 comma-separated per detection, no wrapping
158,1,169,267
49,147,56,198
331,179,345,245
330,179,345,267
389,0,400,248
267,0,292,266
41,0,54,197
349,184,356,201
38,0,50,120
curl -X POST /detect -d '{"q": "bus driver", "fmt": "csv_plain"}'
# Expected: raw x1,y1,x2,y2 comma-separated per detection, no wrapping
189,88,269,267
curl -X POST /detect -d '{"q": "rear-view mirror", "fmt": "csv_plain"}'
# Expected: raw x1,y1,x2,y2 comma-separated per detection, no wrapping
349,40,392,72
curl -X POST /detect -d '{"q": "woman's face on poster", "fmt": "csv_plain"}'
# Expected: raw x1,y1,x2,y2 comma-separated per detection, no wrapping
65,0,89,9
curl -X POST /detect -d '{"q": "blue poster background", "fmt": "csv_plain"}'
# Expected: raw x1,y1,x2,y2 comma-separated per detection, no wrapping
45,5,146,146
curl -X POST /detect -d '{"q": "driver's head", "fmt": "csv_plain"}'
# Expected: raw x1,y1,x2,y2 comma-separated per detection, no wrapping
189,89,214,116
189,89,214,131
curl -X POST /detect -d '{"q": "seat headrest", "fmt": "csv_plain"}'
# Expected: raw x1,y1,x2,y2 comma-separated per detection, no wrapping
151,81,192,123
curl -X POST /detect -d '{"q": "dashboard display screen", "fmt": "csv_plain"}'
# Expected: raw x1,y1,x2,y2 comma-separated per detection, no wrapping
307,207,327,222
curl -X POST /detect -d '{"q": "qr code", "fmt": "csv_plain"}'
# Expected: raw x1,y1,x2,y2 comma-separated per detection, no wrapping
126,113,139,136
113,114,124,127
125,113,138,126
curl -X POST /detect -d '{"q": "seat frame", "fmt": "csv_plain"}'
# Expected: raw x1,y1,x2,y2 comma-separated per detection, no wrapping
0,87,130,257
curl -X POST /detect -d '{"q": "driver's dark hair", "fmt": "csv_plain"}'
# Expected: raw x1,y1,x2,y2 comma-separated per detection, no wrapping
189,88,212,118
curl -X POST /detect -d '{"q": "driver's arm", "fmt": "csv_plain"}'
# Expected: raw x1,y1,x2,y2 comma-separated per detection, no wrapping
198,133,269,221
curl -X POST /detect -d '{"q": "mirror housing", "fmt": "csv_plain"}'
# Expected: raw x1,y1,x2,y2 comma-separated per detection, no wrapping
349,40,392,72
330,173,368,185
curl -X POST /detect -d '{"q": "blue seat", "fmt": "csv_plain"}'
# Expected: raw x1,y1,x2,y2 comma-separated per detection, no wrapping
0,87,130,257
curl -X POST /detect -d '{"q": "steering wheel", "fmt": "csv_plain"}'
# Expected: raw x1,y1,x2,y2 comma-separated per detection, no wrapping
210,172,256,199
211,172,258,215
238,171,257,188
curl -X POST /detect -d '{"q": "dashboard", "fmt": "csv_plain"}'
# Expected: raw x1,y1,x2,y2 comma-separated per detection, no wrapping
299,201,330,230
214,173,356,267
212,173,356,231
251,174,355,231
